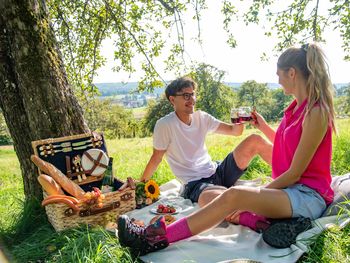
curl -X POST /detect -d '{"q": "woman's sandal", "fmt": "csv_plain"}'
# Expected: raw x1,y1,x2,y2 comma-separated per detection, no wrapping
262,217,312,248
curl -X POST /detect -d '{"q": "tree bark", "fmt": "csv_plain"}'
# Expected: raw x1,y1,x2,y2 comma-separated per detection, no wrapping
0,0,89,199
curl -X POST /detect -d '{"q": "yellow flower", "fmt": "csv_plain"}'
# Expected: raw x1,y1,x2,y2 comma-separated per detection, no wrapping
144,180,160,200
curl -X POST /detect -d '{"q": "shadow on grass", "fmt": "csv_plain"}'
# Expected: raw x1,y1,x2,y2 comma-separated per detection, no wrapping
0,197,47,246
0,198,142,262
298,221,350,262
297,232,326,263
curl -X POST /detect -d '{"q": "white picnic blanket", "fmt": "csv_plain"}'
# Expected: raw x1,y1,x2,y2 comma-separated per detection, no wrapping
125,179,350,263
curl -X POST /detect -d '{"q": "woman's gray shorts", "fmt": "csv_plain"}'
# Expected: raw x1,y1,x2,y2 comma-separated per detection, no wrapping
283,184,327,219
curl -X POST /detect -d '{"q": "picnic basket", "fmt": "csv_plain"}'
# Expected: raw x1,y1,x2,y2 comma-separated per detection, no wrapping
32,132,136,231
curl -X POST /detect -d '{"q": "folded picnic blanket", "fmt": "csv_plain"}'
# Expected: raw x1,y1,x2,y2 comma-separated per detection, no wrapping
125,176,350,263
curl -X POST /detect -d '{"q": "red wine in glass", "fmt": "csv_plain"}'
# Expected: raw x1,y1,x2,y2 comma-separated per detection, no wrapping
231,116,253,123
230,107,253,123
231,117,240,123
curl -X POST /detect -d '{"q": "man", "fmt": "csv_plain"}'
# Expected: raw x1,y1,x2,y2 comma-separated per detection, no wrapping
140,76,272,207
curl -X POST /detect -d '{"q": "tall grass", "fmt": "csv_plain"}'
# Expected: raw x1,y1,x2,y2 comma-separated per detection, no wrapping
0,119,350,262
0,147,24,230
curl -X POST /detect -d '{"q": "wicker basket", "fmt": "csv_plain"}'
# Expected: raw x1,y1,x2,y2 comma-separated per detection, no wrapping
43,188,135,232
32,133,136,231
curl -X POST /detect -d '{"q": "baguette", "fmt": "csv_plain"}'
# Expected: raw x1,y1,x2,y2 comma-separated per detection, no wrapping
31,155,85,199
42,197,80,212
37,174,65,196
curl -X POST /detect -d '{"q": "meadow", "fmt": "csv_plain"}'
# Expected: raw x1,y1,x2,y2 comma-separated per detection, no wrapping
0,119,350,262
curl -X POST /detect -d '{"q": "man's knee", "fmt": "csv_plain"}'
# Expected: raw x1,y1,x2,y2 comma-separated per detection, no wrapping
237,134,267,155
245,134,266,147
198,187,226,207
233,134,265,168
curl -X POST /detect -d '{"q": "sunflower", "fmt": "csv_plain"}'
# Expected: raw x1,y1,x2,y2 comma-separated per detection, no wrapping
144,180,160,200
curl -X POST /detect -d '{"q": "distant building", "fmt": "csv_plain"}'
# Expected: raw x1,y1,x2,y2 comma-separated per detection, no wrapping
120,93,158,108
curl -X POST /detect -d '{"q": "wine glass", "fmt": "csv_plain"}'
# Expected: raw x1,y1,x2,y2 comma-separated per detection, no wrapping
230,106,253,123
230,108,240,123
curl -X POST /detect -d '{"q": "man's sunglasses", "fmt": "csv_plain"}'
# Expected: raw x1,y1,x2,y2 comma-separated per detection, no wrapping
173,92,196,101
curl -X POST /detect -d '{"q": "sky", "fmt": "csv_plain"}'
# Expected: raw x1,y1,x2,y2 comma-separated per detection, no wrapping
95,2,350,84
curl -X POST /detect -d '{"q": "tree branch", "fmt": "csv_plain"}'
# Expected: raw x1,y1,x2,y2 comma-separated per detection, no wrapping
312,0,320,41
103,0,166,83
157,0,174,13
55,6,79,86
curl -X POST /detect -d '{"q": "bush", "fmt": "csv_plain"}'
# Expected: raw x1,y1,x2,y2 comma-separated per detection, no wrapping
0,135,12,145
83,98,143,139
143,97,173,135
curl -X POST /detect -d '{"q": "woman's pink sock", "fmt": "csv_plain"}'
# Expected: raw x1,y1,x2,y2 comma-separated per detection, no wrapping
166,217,193,243
239,211,269,231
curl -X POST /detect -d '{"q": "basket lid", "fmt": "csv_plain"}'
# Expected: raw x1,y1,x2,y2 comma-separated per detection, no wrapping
81,149,109,176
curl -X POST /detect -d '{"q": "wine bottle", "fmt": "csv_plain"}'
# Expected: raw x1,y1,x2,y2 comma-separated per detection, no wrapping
101,157,114,193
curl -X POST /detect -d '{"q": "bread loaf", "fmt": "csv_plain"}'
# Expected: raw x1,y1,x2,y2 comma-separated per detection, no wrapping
37,174,64,196
31,155,85,199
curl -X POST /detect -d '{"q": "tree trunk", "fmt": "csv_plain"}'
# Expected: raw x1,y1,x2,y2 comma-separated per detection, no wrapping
0,0,89,200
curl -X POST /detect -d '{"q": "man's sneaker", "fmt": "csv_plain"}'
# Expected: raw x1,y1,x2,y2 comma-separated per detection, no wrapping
117,215,169,255
262,217,312,248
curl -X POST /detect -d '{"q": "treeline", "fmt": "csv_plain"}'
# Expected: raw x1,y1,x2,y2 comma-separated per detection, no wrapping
1,64,349,144
81,64,350,140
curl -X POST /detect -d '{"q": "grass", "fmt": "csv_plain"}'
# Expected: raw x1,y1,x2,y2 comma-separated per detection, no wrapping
1,120,350,262
0,147,24,230
131,106,147,119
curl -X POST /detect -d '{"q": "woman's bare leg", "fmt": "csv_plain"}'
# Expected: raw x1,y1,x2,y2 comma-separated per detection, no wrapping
188,185,292,235
198,186,227,207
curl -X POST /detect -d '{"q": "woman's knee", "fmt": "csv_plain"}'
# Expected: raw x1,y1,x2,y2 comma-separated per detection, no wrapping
222,187,240,203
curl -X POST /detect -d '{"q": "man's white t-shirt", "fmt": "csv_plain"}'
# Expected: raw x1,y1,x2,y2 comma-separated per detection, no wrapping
153,110,221,184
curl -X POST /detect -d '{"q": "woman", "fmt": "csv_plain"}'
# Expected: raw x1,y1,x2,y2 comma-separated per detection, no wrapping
117,43,336,255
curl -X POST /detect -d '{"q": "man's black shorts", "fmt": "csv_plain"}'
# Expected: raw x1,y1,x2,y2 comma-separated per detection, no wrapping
182,152,245,202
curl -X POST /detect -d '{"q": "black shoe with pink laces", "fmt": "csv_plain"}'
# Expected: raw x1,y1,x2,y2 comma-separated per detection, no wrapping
117,215,169,255
262,217,312,248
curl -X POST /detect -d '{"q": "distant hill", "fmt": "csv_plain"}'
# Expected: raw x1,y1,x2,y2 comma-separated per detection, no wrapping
94,81,349,96
225,82,281,90
334,83,349,90
94,82,164,97
225,82,349,90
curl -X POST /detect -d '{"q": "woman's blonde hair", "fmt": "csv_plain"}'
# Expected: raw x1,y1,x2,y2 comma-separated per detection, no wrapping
277,43,336,133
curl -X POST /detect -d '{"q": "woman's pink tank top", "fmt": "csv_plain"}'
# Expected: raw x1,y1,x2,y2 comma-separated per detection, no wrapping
272,99,334,204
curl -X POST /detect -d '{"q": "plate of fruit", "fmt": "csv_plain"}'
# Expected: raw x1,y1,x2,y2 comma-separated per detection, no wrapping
150,204,182,215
